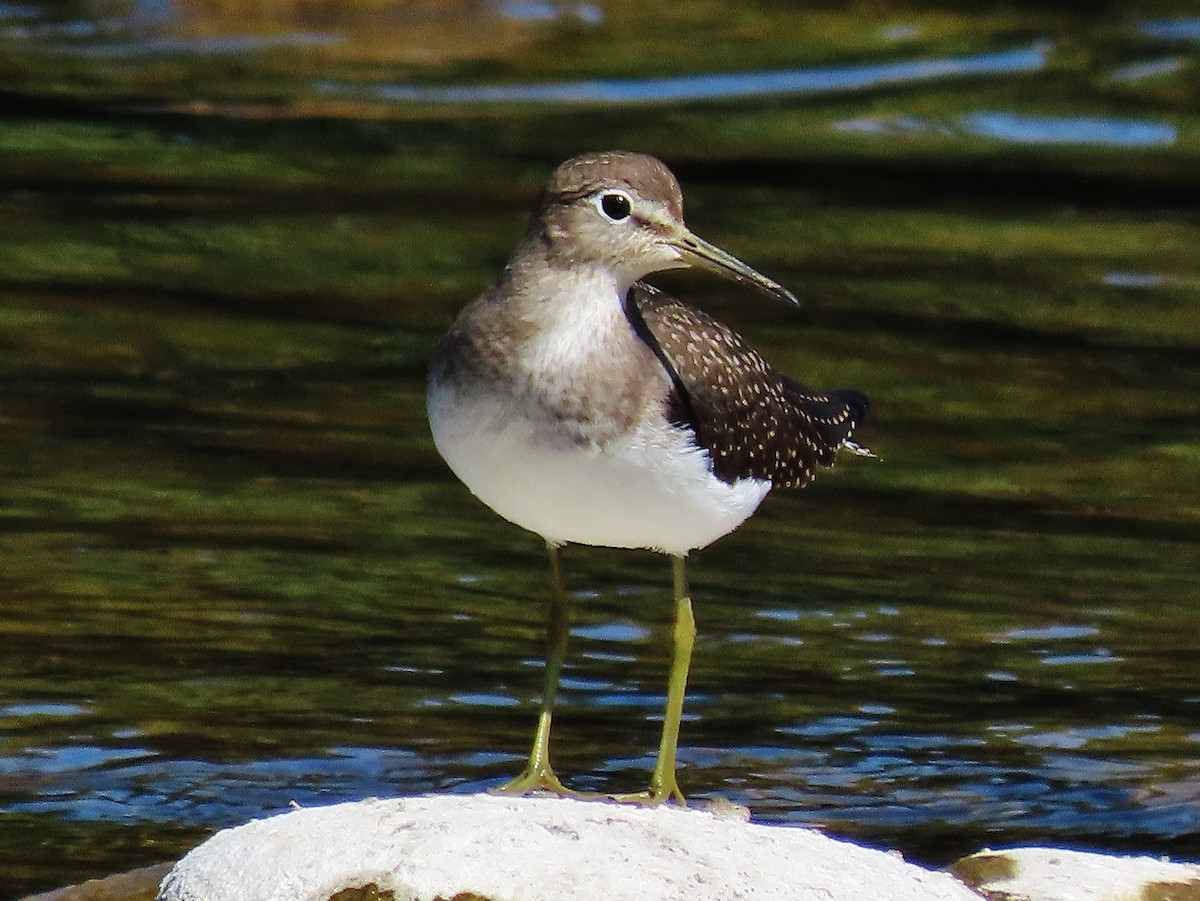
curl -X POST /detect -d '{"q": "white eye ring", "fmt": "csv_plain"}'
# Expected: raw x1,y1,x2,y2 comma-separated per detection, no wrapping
593,190,633,222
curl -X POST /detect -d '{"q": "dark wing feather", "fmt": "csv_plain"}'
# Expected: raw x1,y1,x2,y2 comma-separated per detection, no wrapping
626,282,869,489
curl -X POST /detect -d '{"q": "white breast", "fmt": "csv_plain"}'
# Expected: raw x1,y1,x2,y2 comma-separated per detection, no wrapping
427,378,770,556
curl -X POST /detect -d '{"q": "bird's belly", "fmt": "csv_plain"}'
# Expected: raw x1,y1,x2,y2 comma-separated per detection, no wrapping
427,381,770,555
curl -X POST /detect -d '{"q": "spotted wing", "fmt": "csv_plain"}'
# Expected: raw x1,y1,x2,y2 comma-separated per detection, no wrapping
627,283,869,489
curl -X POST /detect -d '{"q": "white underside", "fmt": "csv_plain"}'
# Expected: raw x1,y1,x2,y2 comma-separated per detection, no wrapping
428,380,770,556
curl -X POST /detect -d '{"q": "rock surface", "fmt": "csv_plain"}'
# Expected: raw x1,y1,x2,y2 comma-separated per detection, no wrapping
20,863,172,901
157,793,980,901
952,846,1200,901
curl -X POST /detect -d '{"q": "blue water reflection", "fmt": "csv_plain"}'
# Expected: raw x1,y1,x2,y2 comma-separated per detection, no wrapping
960,112,1177,147
66,33,341,55
1141,19,1200,41
837,111,1178,146
494,0,604,25
1110,57,1187,82
319,44,1048,105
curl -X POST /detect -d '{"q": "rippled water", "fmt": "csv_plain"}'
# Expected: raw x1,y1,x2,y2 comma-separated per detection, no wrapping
1,1,1199,897
321,44,1050,103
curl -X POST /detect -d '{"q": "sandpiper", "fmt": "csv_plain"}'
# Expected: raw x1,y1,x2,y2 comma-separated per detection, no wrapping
427,150,871,805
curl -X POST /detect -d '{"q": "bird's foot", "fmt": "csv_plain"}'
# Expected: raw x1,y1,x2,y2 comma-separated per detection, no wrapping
490,768,687,807
603,776,687,808
491,765,589,800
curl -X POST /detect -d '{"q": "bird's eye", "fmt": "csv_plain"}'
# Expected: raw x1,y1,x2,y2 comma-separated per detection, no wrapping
597,191,632,221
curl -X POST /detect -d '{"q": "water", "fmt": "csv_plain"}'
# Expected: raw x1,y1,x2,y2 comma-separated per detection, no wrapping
318,44,1051,103
1,2,1199,896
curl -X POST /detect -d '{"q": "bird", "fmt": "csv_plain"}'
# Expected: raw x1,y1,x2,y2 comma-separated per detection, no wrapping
426,150,871,805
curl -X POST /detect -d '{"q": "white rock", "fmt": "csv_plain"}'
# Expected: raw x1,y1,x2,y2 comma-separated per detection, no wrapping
952,846,1200,901
158,793,980,901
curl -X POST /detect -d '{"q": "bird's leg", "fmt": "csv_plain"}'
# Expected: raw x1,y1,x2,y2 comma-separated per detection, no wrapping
609,555,694,806
492,544,578,797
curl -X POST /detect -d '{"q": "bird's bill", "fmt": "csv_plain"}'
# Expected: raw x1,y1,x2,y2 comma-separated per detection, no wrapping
670,228,799,305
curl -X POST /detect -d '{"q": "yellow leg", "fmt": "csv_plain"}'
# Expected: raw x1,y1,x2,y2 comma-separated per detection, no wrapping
493,545,582,797
610,555,694,806
496,550,696,806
